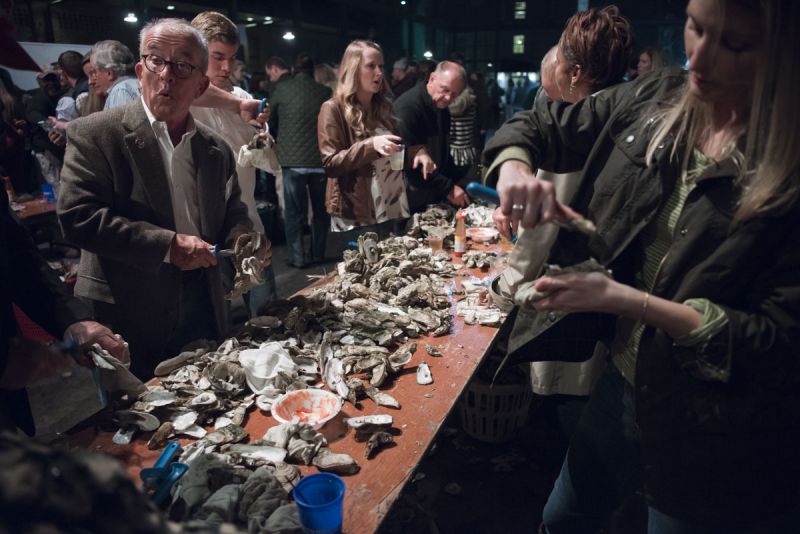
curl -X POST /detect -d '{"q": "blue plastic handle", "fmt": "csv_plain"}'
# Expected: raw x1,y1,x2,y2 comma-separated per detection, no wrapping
465,182,500,205
258,98,268,114
153,441,181,470
152,462,189,505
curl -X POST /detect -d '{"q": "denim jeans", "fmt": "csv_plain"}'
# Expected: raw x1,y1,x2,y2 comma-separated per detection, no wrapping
542,364,643,534
543,365,800,534
243,264,277,317
282,168,328,265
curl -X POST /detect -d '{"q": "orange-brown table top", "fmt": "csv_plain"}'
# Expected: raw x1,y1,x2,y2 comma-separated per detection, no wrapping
70,243,510,534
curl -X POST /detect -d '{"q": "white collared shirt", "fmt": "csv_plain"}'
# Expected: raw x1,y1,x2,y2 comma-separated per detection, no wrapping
141,96,202,238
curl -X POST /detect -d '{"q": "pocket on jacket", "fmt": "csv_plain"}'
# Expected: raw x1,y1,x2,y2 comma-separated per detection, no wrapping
74,274,115,304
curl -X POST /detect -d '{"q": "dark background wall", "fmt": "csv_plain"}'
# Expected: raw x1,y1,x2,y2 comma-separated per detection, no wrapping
11,0,687,76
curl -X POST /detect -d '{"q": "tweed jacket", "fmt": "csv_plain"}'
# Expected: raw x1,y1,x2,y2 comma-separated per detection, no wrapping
483,68,800,526
58,99,252,376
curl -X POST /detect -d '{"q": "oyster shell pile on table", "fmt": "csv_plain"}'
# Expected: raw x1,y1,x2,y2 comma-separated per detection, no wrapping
118,231,506,474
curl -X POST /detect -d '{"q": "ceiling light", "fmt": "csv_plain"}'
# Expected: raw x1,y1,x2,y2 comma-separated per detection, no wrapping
283,31,295,41
123,12,138,23
400,0,407,4
245,23,257,28
247,17,254,21
166,5,175,10
423,50,433,59
487,62,493,67
264,16,272,21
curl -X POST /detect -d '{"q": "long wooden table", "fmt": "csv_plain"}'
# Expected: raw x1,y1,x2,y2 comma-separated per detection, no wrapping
69,242,509,534
14,198,57,223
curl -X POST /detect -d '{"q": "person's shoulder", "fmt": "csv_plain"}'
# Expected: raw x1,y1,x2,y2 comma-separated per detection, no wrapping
392,86,415,112
319,98,342,117
626,66,686,102
69,103,129,134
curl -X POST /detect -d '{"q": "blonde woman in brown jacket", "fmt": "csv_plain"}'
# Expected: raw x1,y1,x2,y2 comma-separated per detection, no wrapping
317,40,409,239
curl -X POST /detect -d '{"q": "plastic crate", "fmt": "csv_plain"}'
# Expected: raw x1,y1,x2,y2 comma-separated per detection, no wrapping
458,376,533,443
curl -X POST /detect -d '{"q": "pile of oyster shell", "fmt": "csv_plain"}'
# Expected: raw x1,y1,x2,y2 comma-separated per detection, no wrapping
118,232,472,472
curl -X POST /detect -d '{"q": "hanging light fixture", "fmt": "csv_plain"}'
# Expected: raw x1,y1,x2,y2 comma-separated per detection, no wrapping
123,12,138,23
282,31,295,41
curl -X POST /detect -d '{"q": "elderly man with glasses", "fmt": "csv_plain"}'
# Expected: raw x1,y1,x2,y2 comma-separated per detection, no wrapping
57,18,271,379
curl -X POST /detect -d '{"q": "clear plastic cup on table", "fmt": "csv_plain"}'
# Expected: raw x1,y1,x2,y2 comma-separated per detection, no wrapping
427,226,446,252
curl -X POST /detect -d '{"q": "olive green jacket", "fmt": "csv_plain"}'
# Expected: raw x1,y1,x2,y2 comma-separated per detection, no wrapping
483,67,800,527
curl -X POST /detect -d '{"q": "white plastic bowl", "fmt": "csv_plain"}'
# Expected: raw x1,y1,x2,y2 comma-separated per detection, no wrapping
270,388,343,429
466,227,499,243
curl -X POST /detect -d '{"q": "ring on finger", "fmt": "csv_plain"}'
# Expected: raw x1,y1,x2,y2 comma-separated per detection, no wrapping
512,203,525,211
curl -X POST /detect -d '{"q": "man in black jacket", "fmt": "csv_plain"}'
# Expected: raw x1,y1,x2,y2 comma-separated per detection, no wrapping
393,60,470,213
0,189,126,433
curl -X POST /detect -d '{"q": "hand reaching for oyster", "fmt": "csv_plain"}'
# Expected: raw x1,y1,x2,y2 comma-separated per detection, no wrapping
64,320,130,365
495,160,592,239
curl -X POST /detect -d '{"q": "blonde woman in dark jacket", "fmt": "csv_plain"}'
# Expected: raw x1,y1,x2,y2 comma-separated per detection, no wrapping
484,0,800,531
317,40,409,239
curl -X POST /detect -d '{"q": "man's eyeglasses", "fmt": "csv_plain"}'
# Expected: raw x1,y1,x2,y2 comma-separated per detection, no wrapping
141,54,198,79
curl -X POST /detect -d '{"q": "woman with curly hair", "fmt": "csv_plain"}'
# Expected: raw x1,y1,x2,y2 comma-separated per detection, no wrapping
485,0,800,531
317,40,409,238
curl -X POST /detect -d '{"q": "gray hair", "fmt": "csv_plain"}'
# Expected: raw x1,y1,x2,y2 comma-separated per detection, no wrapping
540,46,558,86
434,60,467,86
91,40,136,77
139,18,209,73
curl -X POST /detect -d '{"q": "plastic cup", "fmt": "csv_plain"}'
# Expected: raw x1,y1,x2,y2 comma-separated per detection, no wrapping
41,183,56,202
293,473,345,534
389,144,405,171
427,227,446,252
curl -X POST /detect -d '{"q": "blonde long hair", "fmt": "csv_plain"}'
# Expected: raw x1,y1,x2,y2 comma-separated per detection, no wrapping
646,0,800,223
334,40,395,139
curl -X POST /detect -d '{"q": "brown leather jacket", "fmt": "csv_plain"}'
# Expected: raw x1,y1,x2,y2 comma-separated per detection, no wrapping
317,99,383,223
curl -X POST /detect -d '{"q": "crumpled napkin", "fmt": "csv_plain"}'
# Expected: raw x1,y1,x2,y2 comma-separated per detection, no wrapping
237,130,280,174
238,343,297,396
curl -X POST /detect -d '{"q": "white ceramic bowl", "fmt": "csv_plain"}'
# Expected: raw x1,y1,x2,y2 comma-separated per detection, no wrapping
271,388,343,429
466,227,499,243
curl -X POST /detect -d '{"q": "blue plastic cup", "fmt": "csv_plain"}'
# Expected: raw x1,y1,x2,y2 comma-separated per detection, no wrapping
293,472,345,534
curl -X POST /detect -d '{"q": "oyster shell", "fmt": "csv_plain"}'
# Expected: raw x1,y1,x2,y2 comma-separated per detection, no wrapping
313,447,360,475
365,431,394,459
416,362,433,385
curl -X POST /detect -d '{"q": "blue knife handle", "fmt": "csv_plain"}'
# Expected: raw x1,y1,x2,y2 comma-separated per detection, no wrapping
466,182,500,205
153,441,181,470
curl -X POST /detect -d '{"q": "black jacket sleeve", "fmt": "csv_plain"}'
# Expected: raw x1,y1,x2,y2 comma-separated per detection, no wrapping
0,190,92,377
